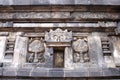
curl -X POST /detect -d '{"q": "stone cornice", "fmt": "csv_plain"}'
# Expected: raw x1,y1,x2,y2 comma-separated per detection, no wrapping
0,0,120,6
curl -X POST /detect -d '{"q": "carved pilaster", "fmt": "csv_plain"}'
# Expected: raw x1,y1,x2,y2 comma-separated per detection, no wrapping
0,37,7,63
13,36,28,67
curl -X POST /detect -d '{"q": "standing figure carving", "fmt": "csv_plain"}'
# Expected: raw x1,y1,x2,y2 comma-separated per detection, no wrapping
72,38,89,63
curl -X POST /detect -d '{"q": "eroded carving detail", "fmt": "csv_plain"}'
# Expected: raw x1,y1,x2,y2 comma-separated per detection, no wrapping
45,28,72,42
27,38,45,63
72,38,89,63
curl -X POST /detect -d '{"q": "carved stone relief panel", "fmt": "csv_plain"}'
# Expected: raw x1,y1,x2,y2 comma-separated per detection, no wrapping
72,37,89,63
27,37,45,63
45,28,72,43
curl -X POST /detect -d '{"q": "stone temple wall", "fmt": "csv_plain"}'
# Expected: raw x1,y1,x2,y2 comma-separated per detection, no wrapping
0,0,120,80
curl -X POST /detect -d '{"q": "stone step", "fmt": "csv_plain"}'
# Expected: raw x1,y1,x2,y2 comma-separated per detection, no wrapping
101,42,109,45
5,50,14,54
103,51,112,54
7,42,14,44
102,46,109,49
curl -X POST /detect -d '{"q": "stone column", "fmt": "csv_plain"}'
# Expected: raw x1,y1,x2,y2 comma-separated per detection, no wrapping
88,32,105,68
64,47,73,69
12,35,28,67
0,36,7,63
111,36,120,67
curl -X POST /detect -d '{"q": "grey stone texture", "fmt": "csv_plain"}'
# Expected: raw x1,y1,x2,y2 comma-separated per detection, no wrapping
0,0,120,79
0,0,120,5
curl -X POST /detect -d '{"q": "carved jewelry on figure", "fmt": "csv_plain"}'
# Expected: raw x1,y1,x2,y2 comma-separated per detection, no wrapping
72,37,89,63
27,38,45,63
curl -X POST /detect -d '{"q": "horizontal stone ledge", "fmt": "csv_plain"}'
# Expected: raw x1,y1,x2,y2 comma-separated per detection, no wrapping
0,22,117,28
0,0,120,5
13,22,117,28
1,68,120,77
0,12,119,20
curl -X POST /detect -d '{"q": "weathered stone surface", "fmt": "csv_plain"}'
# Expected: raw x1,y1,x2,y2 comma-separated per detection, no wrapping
88,68,103,77
72,12,120,20
13,36,28,67
0,0,120,5
0,37,7,63
49,68,64,77
13,22,117,28
3,68,17,76
13,0,31,5
64,69,88,77
50,0,74,4
103,68,120,76
111,37,120,67
0,12,119,21
31,0,50,5
64,47,73,68
88,33,104,67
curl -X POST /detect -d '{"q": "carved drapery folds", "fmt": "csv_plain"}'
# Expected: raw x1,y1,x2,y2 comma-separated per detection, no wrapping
27,38,45,63
72,38,90,63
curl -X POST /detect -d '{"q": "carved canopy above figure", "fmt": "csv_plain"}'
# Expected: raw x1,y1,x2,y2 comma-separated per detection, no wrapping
45,28,72,47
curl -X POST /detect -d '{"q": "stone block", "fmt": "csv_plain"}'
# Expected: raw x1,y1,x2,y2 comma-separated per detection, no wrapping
103,68,120,76
2,0,10,5
75,0,90,4
0,37,7,63
64,69,88,77
50,0,74,5
91,0,105,5
3,68,17,76
51,12,70,18
88,68,103,77
30,68,48,77
31,0,50,5
48,68,64,77
13,0,31,5
13,36,28,67
0,68,3,76
17,68,31,76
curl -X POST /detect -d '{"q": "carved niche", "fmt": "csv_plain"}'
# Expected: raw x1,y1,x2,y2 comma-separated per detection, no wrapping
45,28,72,43
72,38,89,63
27,38,45,63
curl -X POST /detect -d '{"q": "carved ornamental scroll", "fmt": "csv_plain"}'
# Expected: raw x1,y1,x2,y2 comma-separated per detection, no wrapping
45,28,72,47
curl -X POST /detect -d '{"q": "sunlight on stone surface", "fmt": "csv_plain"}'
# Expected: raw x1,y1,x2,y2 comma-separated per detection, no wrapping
0,0,119,80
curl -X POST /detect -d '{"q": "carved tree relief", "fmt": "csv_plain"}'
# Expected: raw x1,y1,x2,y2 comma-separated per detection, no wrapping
27,38,45,63
72,38,89,63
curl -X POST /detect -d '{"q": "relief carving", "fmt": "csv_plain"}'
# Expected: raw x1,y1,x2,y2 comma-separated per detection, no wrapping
27,38,45,63
72,38,89,63
45,28,72,42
